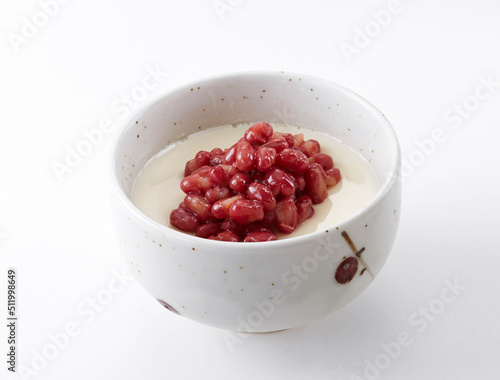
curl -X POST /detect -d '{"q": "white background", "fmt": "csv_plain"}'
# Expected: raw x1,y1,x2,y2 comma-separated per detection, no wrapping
1,1,500,379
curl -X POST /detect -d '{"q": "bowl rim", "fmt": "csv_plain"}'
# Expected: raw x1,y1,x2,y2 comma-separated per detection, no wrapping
109,70,401,249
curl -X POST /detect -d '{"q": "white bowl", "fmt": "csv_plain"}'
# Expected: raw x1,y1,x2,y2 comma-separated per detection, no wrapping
110,71,401,332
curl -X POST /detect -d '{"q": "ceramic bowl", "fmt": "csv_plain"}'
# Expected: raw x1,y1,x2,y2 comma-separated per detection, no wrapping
110,71,401,333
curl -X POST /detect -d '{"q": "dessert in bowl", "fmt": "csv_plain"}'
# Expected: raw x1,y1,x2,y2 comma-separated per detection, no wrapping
109,71,401,332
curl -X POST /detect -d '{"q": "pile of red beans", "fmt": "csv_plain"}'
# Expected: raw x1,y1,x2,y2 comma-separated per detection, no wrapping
169,122,341,242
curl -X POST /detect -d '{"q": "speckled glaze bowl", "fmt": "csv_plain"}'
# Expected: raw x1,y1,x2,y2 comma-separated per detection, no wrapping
110,72,401,332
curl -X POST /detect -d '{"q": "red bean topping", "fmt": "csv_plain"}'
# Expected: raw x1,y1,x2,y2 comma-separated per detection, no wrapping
170,208,200,232
195,222,221,238
244,122,273,145
171,122,341,241
228,199,265,225
299,139,321,157
229,172,250,192
246,182,276,212
293,133,304,147
309,153,334,170
205,186,231,204
275,148,309,173
184,159,197,177
209,231,240,242
243,232,278,242
325,167,342,186
194,151,211,168
304,163,329,204
273,132,294,148
210,148,224,156
265,167,296,197
224,144,237,165
221,218,244,235
296,194,314,223
183,194,213,222
255,147,277,172
235,140,256,171
275,197,298,234
262,137,289,152
211,194,246,219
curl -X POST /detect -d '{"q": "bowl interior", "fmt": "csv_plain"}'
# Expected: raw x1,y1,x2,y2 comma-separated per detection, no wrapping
112,72,399,206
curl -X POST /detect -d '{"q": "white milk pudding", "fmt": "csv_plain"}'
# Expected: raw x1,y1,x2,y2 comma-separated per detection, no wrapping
131,123,379,240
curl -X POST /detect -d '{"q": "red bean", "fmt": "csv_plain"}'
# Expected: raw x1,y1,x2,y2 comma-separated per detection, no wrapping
183,194,213,222
195,222,221,238
261,211,276,226
262,137,289,152
210,155,225,166
209,166,227,186
275,148,309,172
256,147,277,172
244,122,273,145
205,186,231,204
180,165,213,193
235,140,256,171
296,195,314,223
299,139,321,157
170,208,200,232
273,132,294,147
221,218,244,234
209,148,225,165
292,173,306,191
248,222,273,234
265,167,295,197
229,172,250,192
184,159,197,176
238,222,273,239
304,163,328,204
228,199,265,225
224,144,238,165
210,148,224,156
243,232,278,242
325,168,342,186
275,197,298,234
194,151,211,168
293,133,304,147
209,231,240,242
211,194,246,219
309,153,334,170
246,182,276,212
180,176,201,194
210,165,237,187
